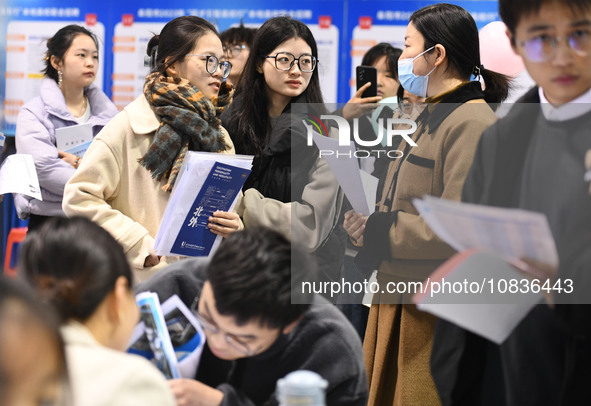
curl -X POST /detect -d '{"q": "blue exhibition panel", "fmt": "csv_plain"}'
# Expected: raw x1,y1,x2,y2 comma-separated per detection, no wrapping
0,0,500,264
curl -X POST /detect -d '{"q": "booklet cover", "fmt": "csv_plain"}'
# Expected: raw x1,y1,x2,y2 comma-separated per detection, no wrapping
55,122,93,157
154,152,253,257
128,293,206,379
130,292,180,379
171,162,251,256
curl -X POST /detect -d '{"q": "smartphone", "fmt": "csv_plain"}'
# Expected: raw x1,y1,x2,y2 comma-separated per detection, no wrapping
356,65,377,98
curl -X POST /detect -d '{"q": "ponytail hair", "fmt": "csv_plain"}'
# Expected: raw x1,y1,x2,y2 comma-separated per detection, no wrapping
411,3,511,104
480,66,511,105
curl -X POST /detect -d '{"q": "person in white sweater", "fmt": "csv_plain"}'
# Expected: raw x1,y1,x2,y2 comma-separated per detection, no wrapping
19,216,175,406
63,16,239,281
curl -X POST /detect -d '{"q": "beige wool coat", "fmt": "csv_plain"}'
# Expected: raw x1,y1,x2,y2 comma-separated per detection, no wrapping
63,94,235,281
364,95,498,406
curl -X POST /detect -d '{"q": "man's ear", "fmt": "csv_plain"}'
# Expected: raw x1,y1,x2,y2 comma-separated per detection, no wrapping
506,28,518,53
281,316,303,335
50,55,62,71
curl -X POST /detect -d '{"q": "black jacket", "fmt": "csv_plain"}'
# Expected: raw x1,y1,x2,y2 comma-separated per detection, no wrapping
431,87,591,406
136,258,368,406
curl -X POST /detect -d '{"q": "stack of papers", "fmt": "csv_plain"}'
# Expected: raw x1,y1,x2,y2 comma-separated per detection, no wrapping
411,196,558,344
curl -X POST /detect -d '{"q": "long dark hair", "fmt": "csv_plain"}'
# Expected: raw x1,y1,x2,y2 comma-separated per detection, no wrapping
411,3,510,103
19,217,133,324
146,15,219,75
43,24,98,83
362,42,402,81
232,16,326,155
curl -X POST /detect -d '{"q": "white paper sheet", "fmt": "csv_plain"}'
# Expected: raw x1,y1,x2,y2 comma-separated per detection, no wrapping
414,250,542,344
55,122,93,157
0,154,42,200
413,195,558,266
311,131,377,216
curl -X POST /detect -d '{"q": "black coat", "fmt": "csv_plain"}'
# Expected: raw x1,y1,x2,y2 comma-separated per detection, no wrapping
135,258,368,406
431,87,591,406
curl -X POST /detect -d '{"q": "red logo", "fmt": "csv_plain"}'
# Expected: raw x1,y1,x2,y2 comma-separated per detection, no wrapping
359,16,372,29
319,16,331,29
85,14,97,26
122,14,134,27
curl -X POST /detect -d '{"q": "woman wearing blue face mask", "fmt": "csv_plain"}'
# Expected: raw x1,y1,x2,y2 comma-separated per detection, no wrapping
343,3,510,405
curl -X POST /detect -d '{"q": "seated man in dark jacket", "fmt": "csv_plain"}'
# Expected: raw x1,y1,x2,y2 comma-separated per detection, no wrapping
136,226,368,406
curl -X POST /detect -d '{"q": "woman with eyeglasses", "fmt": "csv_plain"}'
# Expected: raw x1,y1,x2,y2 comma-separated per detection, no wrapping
63,16,240,282
222,16,344,288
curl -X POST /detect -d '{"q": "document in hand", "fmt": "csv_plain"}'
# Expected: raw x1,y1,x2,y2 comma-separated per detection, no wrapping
0,154,42,200
411,196,558,344
55,122,93,157
154,152,253,257
310,130,378,216
413,195,558,266
129,293,206,379
413,249,542,344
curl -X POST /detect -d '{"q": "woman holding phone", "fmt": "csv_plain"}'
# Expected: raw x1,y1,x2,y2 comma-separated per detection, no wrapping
344,4,509,404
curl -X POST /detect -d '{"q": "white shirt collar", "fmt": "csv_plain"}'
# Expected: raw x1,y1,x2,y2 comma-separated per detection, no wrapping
539,87,591,121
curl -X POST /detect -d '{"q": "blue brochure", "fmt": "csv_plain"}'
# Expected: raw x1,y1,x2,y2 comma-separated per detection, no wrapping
170,162,251,257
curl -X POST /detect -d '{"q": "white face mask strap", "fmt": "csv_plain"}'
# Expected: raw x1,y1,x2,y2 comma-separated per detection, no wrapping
412,45,436,61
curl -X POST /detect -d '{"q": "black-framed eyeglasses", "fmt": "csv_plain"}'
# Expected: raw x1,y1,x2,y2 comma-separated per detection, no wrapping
265,52,317,72
186,54,232,79
194,311,260,356
224,44,248,58
518,29,591,62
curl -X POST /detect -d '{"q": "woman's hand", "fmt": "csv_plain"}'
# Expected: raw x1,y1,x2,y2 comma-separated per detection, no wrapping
509,257,557,308
58,150,81,168
144,253,161,268
208,211,241,238
168,379,224,406
341,82,382,121
344,209,368,247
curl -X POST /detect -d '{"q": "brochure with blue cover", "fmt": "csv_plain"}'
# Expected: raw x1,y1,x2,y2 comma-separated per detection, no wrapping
154,151,253,257
132,292,180,379
128,294,206,379
171,161,251,256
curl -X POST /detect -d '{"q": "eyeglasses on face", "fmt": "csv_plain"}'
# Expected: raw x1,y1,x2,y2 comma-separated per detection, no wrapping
224,44,248,58
186,54,232,79
518,29,591,62
194,311,259,356
265,52,317,73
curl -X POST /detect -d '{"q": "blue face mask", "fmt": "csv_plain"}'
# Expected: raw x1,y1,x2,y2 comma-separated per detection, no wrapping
397,46,437,98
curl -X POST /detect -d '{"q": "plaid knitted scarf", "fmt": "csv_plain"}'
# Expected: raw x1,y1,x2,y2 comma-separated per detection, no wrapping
139,72,233,192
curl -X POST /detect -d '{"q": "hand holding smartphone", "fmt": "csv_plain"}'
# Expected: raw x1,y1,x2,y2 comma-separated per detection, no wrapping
356,66,377,98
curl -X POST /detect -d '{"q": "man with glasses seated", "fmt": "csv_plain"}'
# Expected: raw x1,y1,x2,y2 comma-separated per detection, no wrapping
136,226,368,406
220,24,257,87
